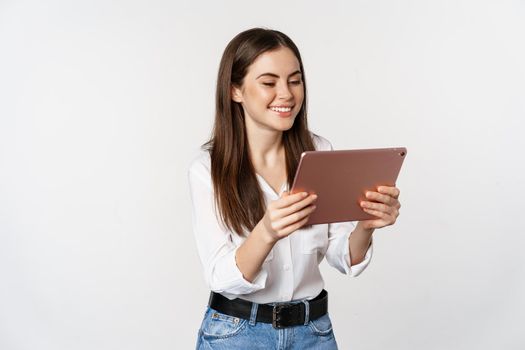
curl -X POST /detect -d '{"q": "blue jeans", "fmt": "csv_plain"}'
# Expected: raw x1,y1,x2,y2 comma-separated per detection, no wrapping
195,301,339,349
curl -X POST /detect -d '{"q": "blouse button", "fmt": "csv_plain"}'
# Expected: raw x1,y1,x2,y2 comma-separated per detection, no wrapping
283,264,290,271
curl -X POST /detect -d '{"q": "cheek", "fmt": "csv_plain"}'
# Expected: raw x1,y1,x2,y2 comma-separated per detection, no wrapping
294,88,305,105
292,84,304,98
245,86,273,105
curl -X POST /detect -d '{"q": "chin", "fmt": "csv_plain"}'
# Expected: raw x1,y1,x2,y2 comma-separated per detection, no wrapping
276,121,295,132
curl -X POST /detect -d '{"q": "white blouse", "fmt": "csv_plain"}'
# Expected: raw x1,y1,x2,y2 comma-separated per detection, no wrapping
188,134,373,304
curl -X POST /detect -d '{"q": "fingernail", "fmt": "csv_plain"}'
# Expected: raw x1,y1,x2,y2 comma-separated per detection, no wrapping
312,194,318,200
302,192,308,197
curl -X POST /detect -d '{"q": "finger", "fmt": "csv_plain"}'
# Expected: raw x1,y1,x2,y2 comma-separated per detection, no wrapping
363,203,400,219
274,191,309,209
274,204,316,230
365,191,397,206
362,208,396,226
278,194,317,218
362,207,387,219
278,204,316,229
280,216,310,236
360,201,395,215
360,218,388,230
377,186,400,199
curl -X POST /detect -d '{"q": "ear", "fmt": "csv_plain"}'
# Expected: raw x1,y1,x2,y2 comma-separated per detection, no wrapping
231,85,243,103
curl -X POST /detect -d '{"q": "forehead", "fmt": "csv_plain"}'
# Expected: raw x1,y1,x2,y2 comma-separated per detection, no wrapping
245,47,301,77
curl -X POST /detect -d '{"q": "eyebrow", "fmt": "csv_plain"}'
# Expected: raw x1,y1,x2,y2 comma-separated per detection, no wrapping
256,70,302,79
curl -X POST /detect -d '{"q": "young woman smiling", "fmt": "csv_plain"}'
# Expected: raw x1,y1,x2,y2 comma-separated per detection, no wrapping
188,28,401,349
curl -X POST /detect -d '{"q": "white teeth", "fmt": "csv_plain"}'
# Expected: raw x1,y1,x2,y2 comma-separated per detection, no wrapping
270,106,292,112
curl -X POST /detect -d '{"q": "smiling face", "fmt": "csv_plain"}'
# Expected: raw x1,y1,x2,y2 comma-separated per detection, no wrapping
231,46,304,133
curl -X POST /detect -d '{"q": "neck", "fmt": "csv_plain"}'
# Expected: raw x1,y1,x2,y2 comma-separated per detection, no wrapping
245,121,284,167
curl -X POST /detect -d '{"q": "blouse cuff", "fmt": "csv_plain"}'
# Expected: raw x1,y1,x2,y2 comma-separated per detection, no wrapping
207,246,268,295
342,231,373,277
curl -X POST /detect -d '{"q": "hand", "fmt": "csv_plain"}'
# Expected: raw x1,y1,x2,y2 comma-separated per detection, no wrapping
359,186,401,230
260,191,317,243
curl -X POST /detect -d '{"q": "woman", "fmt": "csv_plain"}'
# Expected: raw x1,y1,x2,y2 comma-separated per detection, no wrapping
188,28,401,349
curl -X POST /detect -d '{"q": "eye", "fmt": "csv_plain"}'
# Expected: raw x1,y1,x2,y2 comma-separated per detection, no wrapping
262,82,276,87
289,80,302,85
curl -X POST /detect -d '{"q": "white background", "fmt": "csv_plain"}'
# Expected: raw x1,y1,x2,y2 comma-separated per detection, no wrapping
1,0,524,349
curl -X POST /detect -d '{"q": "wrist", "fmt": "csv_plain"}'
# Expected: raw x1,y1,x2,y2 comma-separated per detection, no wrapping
254,220,278,246
350,222,374,247
356,221,375,236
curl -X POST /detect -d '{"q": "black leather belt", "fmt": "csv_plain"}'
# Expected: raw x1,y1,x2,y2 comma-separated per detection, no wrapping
208,290,328,329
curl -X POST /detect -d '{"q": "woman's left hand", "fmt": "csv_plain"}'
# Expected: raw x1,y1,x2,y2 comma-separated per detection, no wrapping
359,186,401,230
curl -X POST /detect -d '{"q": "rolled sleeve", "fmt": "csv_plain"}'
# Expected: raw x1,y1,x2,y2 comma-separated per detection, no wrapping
188,156,268,296
208,245,268,294
325,221,373,277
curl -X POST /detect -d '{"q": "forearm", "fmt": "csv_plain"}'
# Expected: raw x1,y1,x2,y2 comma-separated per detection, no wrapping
235,221,275,282
348,222,374,265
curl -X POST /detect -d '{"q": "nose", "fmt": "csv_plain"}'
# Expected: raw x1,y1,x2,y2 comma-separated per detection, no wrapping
276,81,293,100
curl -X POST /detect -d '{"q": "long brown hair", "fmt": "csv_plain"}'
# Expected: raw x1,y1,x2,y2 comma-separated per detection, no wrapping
204,28,315,235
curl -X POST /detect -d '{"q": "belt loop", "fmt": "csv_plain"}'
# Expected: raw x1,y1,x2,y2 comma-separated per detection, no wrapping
249,302,259,326
302,299,310,325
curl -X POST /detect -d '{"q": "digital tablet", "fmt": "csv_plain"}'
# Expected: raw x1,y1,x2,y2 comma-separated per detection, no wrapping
290,147,407,225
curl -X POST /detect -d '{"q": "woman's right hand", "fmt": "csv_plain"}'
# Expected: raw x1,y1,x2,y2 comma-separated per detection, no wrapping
261,191,318,243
